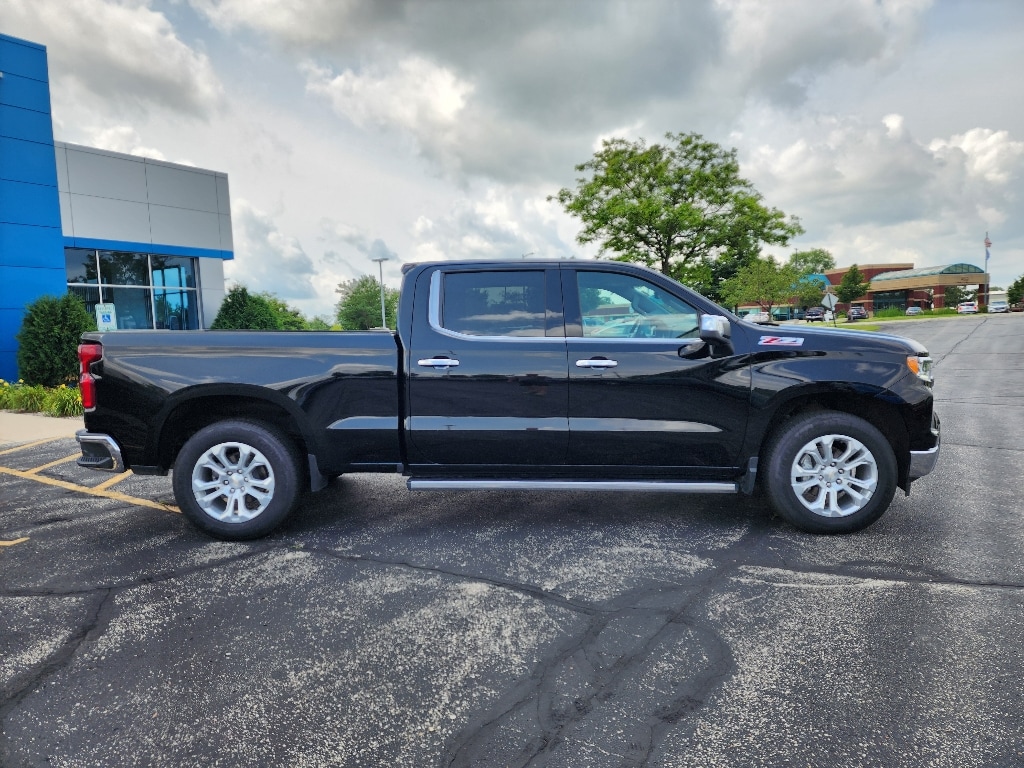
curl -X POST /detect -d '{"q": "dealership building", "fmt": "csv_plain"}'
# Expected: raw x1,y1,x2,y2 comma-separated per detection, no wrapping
0,32,232,381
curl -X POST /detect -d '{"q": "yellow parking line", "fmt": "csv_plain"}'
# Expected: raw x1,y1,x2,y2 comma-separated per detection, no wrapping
1,537,30,547
26,453,81,474
0,438,60,456
0,465,180,515
93,470,132,491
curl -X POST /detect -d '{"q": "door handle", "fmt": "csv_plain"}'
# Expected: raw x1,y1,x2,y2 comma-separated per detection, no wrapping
575,358,618,368
418,357,460,369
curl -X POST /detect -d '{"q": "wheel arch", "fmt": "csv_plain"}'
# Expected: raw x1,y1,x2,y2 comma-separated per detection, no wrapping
757,389,911,490
149,386,317,479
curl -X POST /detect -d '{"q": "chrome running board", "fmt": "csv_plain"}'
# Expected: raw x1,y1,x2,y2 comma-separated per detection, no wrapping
407,479,737,493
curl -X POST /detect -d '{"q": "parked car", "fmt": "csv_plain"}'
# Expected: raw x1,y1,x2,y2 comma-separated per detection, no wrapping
744,311,772,323
1012,302,1024,312
905,306,924,316
847,306,868,320
956,302,978,314
989,300,1009,313
804,307,826,322
75,259,940,539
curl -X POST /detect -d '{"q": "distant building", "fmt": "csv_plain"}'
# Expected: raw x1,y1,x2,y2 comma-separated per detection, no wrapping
825,263,989,312
0,32,232,381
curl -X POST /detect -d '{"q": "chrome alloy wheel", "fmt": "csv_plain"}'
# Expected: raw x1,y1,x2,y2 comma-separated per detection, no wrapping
789,433,879,518
190,441,276,523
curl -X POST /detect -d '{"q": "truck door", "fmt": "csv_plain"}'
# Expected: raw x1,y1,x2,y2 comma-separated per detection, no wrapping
406,267,569,467
563,266,750,473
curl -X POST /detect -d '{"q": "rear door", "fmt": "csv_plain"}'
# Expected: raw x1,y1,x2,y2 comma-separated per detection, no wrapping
406,266,569,468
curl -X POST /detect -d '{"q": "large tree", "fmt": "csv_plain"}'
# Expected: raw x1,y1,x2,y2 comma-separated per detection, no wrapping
836,264,870,309
720,258,800,316
788,247,836,275
1007,275,1024,305
551,132,803,291
211,285,280,330
335,275,400,330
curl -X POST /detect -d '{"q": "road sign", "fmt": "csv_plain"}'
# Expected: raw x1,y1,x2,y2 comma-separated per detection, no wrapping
821,293,838,310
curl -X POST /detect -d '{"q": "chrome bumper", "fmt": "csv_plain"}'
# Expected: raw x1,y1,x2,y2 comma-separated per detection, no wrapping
908,413,941,481
76,430,125,472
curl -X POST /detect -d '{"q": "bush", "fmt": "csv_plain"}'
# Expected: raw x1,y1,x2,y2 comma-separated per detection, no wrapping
16,293,96,387
211,285,281,330
44,385,84,417
7,383,48,412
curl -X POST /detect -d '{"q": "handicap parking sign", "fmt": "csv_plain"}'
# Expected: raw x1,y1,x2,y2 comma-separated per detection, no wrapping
95,303,117,331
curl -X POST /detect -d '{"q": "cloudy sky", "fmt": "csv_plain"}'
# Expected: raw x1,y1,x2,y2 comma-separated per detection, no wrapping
4,0,1022,318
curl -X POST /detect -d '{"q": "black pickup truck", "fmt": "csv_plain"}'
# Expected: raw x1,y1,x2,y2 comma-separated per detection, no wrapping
76,260,940,539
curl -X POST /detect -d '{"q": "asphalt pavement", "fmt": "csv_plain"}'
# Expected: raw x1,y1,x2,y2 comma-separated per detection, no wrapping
2,315,1023,768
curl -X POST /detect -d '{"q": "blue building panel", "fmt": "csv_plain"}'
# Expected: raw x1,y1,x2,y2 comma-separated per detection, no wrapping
0,179,62,229
0,135,59,186
0,32,50,81
0,71,53,114
0,222,64,268
0,103,54,143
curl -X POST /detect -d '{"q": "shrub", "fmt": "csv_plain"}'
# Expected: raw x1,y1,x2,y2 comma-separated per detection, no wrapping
16,293,96,387
8,383,48,412
211,285,281,330
43,385,84,417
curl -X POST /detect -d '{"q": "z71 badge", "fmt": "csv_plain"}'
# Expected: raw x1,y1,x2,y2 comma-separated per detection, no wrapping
759,336,805,346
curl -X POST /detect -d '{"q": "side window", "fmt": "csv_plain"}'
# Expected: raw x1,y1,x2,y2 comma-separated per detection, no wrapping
578,271,699,339
441,271,547,337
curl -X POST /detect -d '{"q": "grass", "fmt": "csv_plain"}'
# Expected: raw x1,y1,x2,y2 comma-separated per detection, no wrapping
0,380,84,417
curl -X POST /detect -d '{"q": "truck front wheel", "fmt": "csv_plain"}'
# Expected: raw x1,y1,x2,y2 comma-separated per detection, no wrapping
764,411,897,534
172,420,301,540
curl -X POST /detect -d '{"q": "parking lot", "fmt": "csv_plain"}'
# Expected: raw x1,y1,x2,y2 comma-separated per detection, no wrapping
2,315,1023,768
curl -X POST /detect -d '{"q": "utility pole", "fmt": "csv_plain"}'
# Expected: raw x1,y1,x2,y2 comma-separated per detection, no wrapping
371,256,389,329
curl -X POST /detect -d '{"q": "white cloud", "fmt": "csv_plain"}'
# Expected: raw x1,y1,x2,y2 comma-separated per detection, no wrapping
2,0,223,120
226,200,318,301
85,125,169,162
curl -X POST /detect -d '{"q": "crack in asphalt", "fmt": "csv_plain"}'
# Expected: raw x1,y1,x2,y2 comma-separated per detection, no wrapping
0,589,114,766
442,529,771,768
2,526,1021,767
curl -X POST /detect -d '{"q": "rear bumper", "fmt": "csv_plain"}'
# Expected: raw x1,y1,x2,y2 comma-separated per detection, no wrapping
908,412,941,481
76,430,125,472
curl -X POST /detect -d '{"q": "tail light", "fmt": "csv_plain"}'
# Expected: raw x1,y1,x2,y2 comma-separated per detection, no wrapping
78,343,102,411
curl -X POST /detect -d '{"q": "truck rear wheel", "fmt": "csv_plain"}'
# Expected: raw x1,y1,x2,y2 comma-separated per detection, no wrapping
172,420,301,540
764,411,897,534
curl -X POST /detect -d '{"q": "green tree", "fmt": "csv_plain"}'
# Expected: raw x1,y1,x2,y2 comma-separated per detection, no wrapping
551,132,803,290
16,293,96,386
942,285,972,308
335,276,399,330
306,316,333,331
792,274,829,310
836,264,870,310
788,248,836,275
1007,275,1024,305
211,285,280,330
721,258,800,316
259,292,308,330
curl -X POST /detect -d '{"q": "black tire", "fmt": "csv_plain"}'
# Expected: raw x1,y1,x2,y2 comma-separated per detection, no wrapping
763,411,897,534
172,420,301,540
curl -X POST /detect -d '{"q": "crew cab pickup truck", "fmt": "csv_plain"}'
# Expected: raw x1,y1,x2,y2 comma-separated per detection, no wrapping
76,260,940,540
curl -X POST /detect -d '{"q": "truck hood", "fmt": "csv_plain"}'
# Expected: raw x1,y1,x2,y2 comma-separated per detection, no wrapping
740,322,929,356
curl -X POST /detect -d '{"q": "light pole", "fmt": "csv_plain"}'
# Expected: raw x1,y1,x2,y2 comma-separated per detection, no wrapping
371,256,389,329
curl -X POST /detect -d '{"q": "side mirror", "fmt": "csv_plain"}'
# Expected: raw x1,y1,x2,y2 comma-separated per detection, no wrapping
699,314,734,356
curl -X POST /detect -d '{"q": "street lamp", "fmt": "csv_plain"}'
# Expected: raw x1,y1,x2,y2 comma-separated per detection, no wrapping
371,256,389,329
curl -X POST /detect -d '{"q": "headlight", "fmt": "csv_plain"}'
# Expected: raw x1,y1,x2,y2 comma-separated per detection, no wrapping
906,355,934,385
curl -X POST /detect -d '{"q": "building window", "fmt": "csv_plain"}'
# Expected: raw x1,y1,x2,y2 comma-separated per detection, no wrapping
65,249,201,330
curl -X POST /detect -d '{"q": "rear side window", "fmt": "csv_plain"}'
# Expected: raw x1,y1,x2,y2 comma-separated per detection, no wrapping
441,271,547,337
